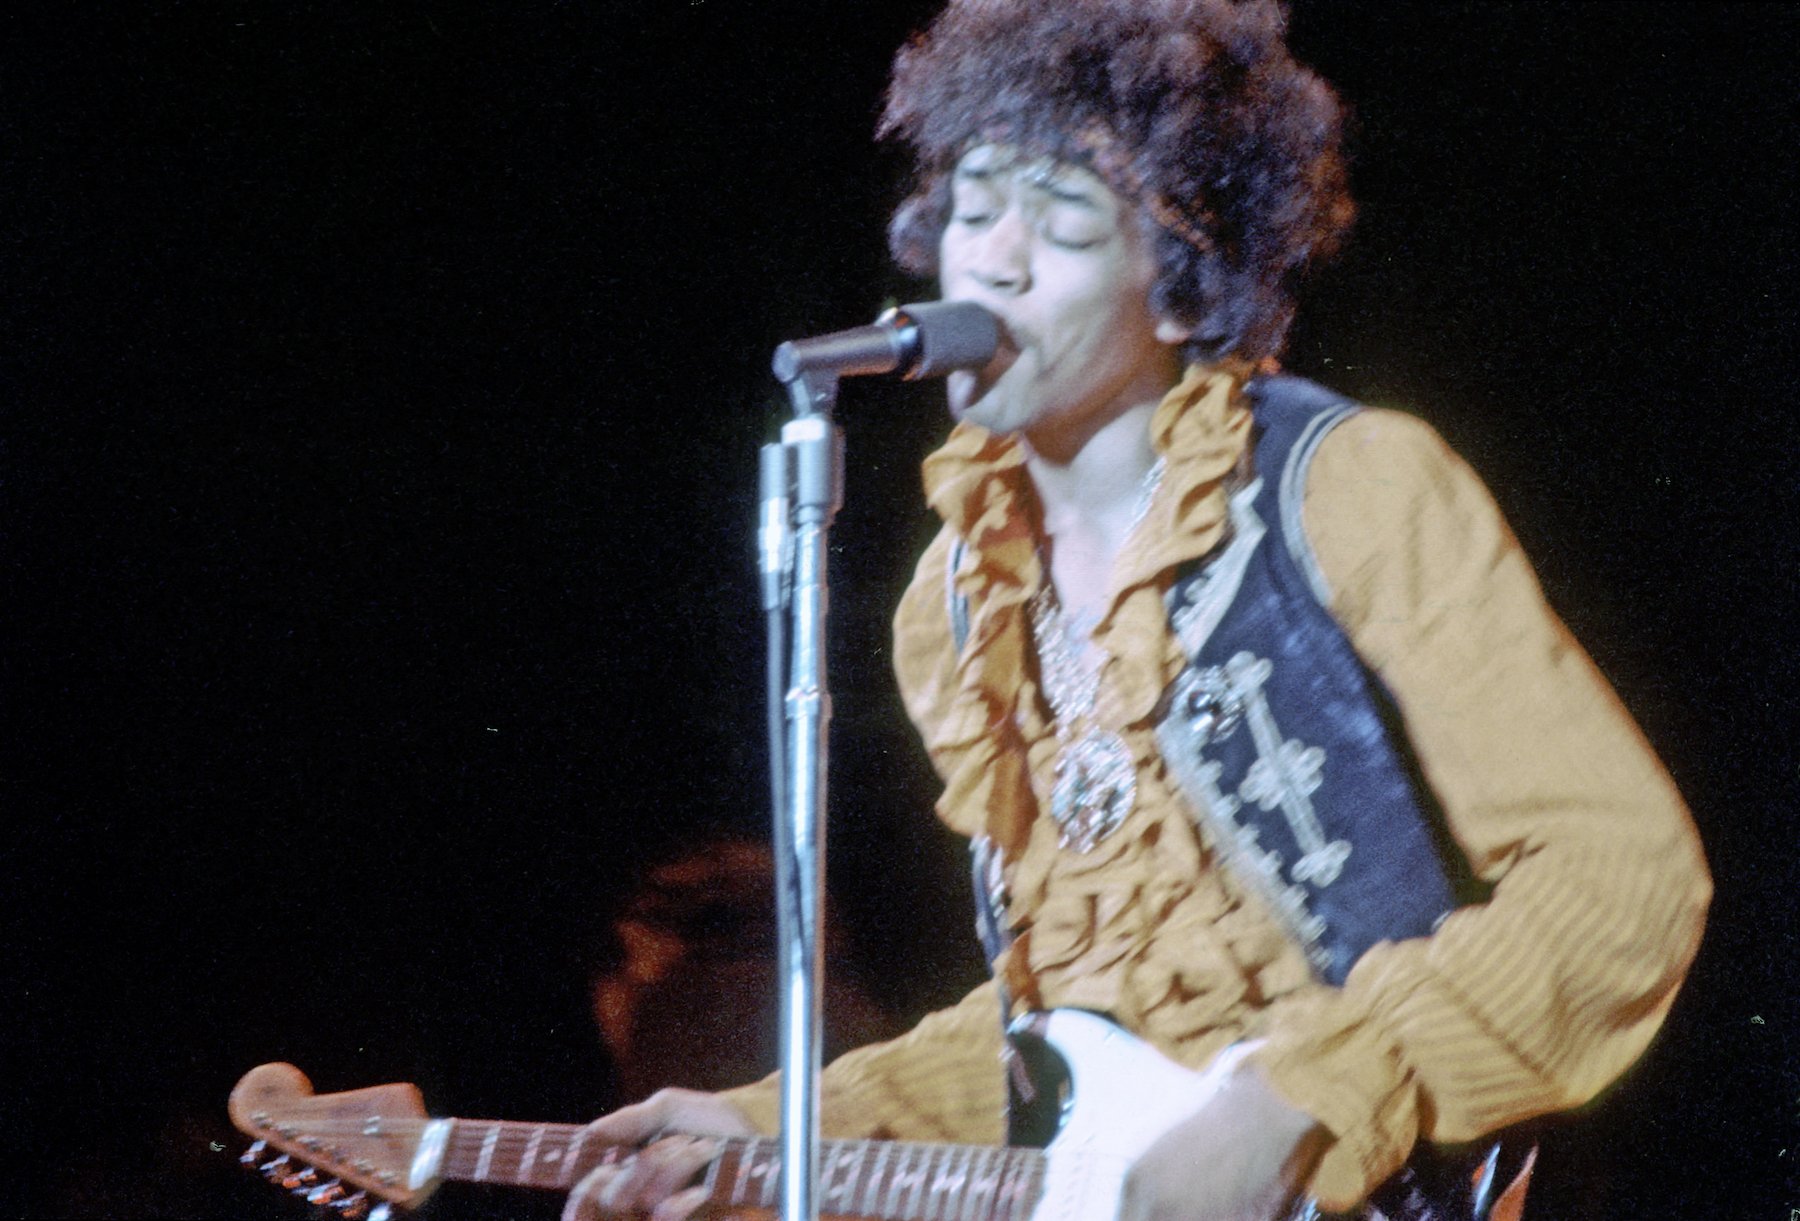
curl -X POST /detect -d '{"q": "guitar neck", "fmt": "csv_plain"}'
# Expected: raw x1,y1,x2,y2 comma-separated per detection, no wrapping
439,1119,1047,1220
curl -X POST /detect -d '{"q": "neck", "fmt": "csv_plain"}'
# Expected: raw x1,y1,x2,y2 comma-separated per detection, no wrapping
1024,399,1160,552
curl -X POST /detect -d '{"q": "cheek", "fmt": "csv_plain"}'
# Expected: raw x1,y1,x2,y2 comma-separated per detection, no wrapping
1050,284,1160,365
937,231,977,287
1052,249,1157,326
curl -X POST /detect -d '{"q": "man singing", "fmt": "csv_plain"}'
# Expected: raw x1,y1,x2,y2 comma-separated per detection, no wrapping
565,2,1709,1217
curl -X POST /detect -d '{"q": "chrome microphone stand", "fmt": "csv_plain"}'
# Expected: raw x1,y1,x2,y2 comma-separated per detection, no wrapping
760,367,843,1221
757,300,994,1221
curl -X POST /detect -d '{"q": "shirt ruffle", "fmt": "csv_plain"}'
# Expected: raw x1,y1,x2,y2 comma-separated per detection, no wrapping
916,364,1316,1062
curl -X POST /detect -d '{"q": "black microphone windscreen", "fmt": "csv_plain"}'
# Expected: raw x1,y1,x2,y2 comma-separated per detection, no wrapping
901,301,999,380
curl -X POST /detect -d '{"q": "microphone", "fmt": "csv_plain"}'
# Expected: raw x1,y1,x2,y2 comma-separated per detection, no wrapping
771,300,998,384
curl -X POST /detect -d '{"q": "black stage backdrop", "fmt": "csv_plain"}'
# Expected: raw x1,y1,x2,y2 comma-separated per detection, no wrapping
6,3,1796,1218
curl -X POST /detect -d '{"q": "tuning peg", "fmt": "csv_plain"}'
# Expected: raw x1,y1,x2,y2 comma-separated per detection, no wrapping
239,1140,267,1168
282,1166,319,1192
368,1204,391,1221
260,1153,292,1179
306,1179,345,1206
331,1190,368,1219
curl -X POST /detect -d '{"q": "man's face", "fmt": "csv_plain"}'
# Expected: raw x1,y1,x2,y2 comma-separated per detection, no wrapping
938,144,1185,451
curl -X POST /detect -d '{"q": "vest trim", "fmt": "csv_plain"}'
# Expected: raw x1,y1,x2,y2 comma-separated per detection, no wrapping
1279,403,1358,609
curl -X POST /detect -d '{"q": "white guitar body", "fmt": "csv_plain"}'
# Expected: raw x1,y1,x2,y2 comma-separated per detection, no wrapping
1022,1009,1260,1221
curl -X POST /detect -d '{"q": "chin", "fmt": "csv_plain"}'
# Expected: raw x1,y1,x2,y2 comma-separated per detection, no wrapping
947,377,1007,431
948,341,1024,425
945,370,977,422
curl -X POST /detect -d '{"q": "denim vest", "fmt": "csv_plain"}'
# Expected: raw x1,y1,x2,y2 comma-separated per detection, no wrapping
1154,375,1465,986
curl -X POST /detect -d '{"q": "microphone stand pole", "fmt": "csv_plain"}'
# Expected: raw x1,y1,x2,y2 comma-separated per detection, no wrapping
762,367,843,1221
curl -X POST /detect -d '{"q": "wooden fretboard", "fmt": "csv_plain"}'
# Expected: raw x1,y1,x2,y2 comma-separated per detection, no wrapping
438,1119,1048,1220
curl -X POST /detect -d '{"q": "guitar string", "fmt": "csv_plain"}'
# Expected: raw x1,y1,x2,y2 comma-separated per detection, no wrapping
249,1123,1047,1180
247,1119,1047,1166
250,1125,1048,1221
247,1115,1048,1159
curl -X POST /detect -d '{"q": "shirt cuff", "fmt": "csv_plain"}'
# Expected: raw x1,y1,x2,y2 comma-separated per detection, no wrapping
1248,989,1421,1211
716,1074,781,1137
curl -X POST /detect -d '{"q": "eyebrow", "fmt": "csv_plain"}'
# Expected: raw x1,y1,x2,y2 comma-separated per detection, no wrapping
951,162,1103,210
951,162,1007,185
1035,179,1101,209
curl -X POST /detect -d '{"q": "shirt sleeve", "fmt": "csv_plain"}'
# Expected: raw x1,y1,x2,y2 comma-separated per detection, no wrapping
1248,408,1711,1208
718,979,1007,1143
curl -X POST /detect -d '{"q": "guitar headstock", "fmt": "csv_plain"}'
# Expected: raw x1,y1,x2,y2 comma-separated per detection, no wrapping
228,1063,441,1216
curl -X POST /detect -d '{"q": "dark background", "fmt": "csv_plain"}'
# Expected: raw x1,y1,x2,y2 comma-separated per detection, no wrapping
6,2,1796,1217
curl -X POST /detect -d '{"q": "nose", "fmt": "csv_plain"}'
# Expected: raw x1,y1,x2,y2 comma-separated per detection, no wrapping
966,206,1031,294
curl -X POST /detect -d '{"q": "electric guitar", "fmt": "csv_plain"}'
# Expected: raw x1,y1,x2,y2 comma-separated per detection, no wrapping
230,1008,1527,1221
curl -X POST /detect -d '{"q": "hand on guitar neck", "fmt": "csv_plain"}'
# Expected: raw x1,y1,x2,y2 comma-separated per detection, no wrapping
557,1056,1322,1221
560,1089,756,1221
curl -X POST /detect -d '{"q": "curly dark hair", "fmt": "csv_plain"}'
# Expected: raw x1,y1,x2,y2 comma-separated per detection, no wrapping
880,0,1354,364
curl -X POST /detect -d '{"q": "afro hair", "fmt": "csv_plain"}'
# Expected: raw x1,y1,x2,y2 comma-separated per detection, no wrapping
881,0,1355,364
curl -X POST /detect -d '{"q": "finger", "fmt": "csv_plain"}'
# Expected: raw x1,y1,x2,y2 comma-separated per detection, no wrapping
596,1154,648,1214
591,1142,709,1215
580,1097,673,1147
651,1184,716,1221
561,1163,619,1221
637,1135,723,1202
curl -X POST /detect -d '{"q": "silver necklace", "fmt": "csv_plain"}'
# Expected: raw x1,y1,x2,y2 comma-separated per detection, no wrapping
1028,458,1164,852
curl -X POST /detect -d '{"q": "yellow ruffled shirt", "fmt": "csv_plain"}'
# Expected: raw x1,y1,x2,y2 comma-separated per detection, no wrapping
723,367,1710,1210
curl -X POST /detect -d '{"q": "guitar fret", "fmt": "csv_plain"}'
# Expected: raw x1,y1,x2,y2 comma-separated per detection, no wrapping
700,1142,727,1197
820,1141,854,1213
957,1145,986,1221
816,1143,836,1210
995,1149,1025,1221
728,1139,755,1206
562,1125,591,1188
730,1137,779,1210
860,1139,892,1218
858,1139,882,1213
519,1124,547,1185
921,1145,946,1219
923,1145,946,1221
884,1144,920,1218
936,1145,963,1221
961,1147,992,1221
917,1146,941,1220
993,1152,1022,1221
472,1122,501,1181
452,1120,489,1181
1012,1150,1038,1221
926,1145,948,1219
892,1145,918,1221
997,1148,1029,1221
938,1145,961,1221
1023,1149,1048,1221
760,1140,779,1209
950,1146,980,1221
435,1122,465,1179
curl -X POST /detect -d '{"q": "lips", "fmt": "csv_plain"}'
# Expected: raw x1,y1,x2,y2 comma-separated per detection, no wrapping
943,306,1023,423
974,316,1022,386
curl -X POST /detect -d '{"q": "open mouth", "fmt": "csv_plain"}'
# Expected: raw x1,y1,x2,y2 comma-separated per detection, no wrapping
974,319,1022,388
945,310,1023,422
